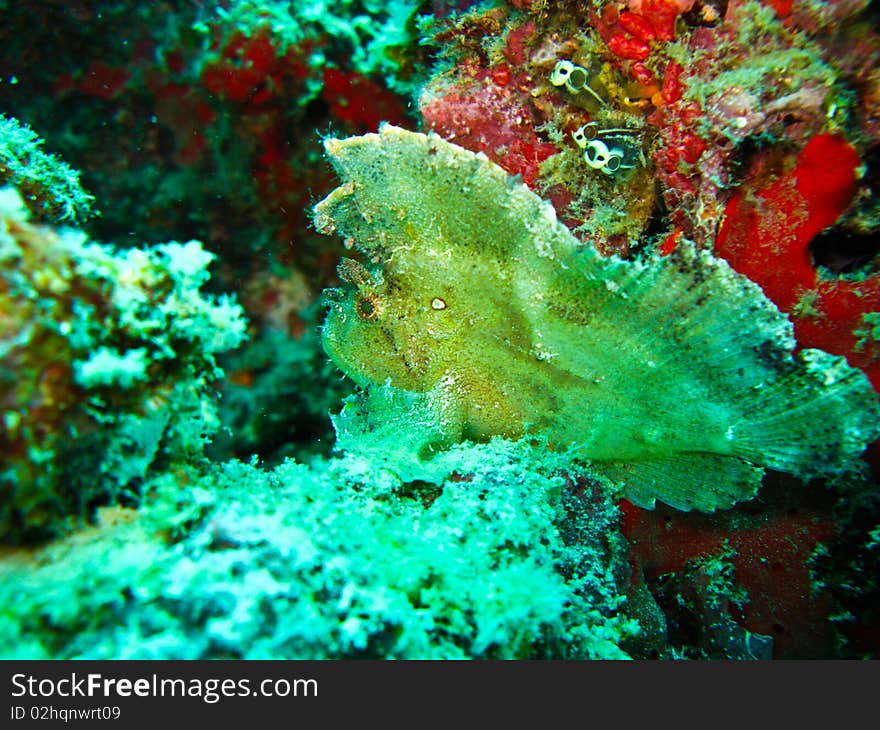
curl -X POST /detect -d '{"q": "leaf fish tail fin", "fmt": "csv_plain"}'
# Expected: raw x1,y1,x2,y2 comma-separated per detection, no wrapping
566,242,880,483
728,349,880,477
594,453,764,512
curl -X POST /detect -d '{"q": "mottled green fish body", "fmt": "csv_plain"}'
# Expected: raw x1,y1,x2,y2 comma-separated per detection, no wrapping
315,124,880,511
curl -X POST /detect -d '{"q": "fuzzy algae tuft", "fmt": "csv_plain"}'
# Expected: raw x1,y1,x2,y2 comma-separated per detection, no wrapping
0,115,96,223
315,124,880,513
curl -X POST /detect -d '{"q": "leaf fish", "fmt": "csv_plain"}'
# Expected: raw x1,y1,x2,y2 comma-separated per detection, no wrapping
314,124,880,512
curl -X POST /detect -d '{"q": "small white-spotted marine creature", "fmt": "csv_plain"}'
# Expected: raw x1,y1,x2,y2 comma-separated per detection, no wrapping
314,124,880,512
550,59,606,107
571,122,642,176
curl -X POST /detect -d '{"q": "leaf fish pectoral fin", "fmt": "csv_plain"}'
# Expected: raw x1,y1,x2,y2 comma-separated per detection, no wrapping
592,453,764,513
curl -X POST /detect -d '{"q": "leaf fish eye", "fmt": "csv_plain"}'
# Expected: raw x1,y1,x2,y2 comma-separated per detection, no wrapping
355,291,383,321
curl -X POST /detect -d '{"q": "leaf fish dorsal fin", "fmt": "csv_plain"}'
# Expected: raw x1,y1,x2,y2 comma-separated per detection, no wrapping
538,241,796,381
314,123,577,265
315,124,880,513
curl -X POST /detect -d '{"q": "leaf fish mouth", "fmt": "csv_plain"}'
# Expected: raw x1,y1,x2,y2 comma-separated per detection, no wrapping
321,324,372,388
320,319,346,363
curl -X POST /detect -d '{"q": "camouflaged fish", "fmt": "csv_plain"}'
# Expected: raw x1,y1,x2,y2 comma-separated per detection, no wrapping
314,124,880,512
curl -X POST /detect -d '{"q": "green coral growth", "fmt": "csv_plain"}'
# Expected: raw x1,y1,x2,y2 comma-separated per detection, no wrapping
197,0,425,97
0,115,96,222
0,438,637,659
0,189,247,542
853,311,880,355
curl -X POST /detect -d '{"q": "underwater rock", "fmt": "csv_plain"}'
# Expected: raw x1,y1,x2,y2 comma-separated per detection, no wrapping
0,442,635,659
315,124,880,513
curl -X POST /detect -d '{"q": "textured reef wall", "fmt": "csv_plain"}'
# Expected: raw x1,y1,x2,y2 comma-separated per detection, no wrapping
0,188,246,542
0,0,879,659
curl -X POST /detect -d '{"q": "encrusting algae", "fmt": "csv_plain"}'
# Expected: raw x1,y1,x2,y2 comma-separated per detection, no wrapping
315,124,880,513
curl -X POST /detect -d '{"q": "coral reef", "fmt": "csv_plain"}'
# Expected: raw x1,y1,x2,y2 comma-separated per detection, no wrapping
200,0,426,97
0,186,246,542
620,477,842,658
0,115,95,222
0,0,878,659
808,466,880,657
716,134,880,388
208,314,353,464
0,0,422,262
649,545,775,660
0,1,430,465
